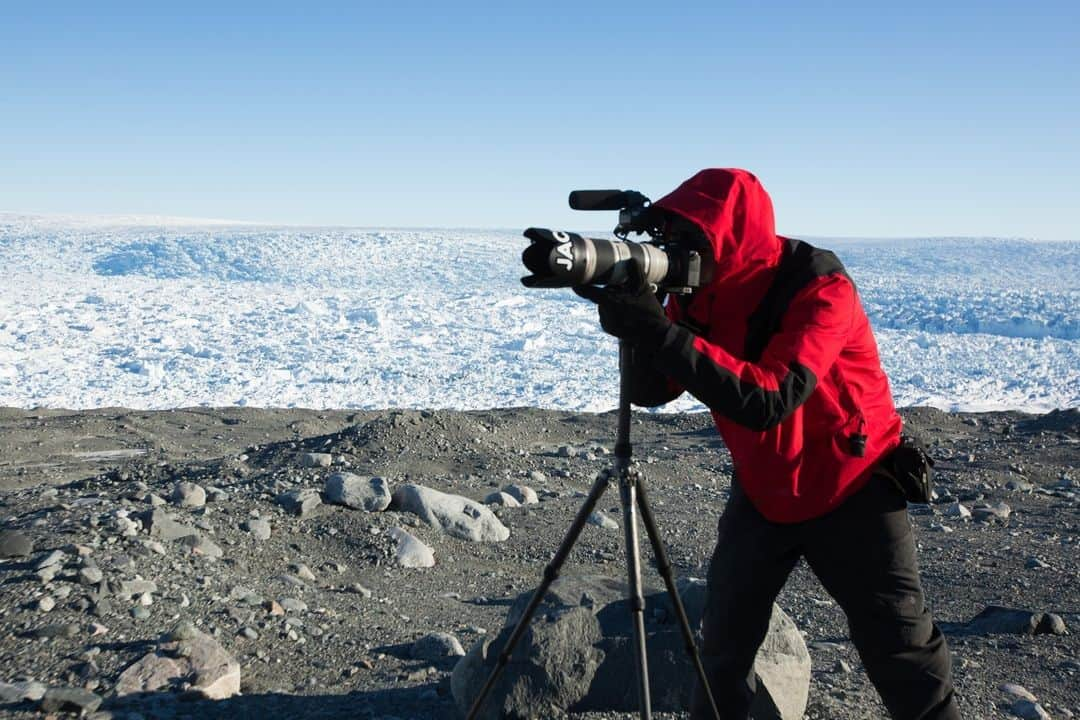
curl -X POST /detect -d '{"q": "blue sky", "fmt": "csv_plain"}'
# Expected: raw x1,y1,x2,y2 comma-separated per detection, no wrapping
2,1,1077,239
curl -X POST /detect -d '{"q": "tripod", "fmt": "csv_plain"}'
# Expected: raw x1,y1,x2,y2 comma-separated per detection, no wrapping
466,340,720,720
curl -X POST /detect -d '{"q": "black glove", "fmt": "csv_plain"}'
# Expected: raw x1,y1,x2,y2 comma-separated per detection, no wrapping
574,260,671,345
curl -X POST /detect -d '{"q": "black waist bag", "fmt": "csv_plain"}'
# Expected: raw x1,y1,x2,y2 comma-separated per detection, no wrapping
880,434,935,504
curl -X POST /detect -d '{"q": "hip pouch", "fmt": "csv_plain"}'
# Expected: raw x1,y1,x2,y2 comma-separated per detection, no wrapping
880,434,935,504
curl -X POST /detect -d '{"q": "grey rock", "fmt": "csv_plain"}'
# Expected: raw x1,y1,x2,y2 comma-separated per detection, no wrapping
412,632,466,661
275,488,323,518
39,687,102,714
292,563,316,582
324,473,392,512
1001,683,1038,702
947,606,1068,636
942,502,971,519
170,481,207,508
0,529,34,558
132,606,151,620
35,549,66,570
139,508,199,541
0,680,47,702
388,527,435,568
483,574,810,718
300,452,333,468
79,565,104,585
484,491,521,507
588,512,619,530
391,484,509,542
116,579,158,597
178,533,224,559
1011,699,1052,720
240,626,259,640
242,518,272,540
37,596,56,612
1041,613,1068,635
504,484,538,505
279,597,308,614
972,501,1012,523
30,623,80,639
452,606,603,720
347,583,373,598
116,623,240,700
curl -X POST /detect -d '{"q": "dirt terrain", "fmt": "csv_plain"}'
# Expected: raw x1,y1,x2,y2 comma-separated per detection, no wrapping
0,405,1077,719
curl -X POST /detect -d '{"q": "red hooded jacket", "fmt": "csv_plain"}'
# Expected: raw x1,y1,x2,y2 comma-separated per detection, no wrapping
643,169,902,523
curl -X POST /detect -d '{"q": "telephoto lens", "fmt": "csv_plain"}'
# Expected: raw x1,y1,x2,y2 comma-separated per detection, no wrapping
520,228,670,289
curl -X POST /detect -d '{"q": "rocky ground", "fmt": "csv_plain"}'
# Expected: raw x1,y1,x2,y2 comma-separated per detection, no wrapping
0,405,1076,719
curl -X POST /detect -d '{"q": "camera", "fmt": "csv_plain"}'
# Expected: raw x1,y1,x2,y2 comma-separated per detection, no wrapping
520,189,714,294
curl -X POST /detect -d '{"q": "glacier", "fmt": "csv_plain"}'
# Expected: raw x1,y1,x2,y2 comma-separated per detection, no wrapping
0,214,1076,413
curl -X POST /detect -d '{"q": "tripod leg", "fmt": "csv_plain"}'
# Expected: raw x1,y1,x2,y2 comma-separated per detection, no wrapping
619,469,653,720
465,468,612,720
635,480,722,720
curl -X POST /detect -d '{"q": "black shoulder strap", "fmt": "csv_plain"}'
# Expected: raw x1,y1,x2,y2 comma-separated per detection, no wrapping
744,238,851,362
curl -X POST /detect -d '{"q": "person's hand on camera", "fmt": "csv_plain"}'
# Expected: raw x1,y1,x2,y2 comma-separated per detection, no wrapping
574,260,671,345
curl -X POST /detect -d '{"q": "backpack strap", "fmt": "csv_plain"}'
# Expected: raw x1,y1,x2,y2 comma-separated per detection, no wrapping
744,238,851,362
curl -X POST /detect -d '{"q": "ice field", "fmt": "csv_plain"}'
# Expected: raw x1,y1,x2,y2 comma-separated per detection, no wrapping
0,214,1076,413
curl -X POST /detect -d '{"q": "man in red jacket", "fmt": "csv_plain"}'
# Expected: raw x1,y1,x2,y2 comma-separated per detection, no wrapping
576,169,960,719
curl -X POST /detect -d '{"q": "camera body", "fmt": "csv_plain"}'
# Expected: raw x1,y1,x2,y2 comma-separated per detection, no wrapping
521,189,713,294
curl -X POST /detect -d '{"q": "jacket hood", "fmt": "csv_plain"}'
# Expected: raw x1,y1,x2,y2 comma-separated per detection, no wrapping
654,168,783,284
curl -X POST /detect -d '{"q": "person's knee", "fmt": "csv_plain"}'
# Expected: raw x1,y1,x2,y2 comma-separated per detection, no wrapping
849,596,936,655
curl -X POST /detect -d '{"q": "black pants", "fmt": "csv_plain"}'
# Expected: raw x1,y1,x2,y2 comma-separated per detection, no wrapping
690,474,960,720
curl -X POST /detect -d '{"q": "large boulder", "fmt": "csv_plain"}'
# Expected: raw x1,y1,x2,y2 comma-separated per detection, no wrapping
323,473,392,512
391,484,509,542
451,606,604,720
452,574,810,719
115,622,240,700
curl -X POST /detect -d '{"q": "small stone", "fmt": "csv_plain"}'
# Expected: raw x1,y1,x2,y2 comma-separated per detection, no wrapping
37,595,56,612
79,565,104,585
178,533,224,559
942,502,971,519
116,579,158,597
31,623,80,639
275,488,323,518
410,632,465,660
972,501,1011,523
39,687,102,714
292,564,316,582
0,529,34,558
483,491,520,507
388,527,435,568
265,600,285,616
1000,683,1038,702
279,597,308,614
131,606,151,620
35,549,67,570
347,583,373,598
588,512,619,530
242,518,272,540
557,445,579,458
528,470,547,484
0,680,47,702
300,452,333,468
1025,557,1050,570
1010,699,1051,720
1039,613,1068,635
504,484,539,505
170,481,207,508
239,626,259,640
